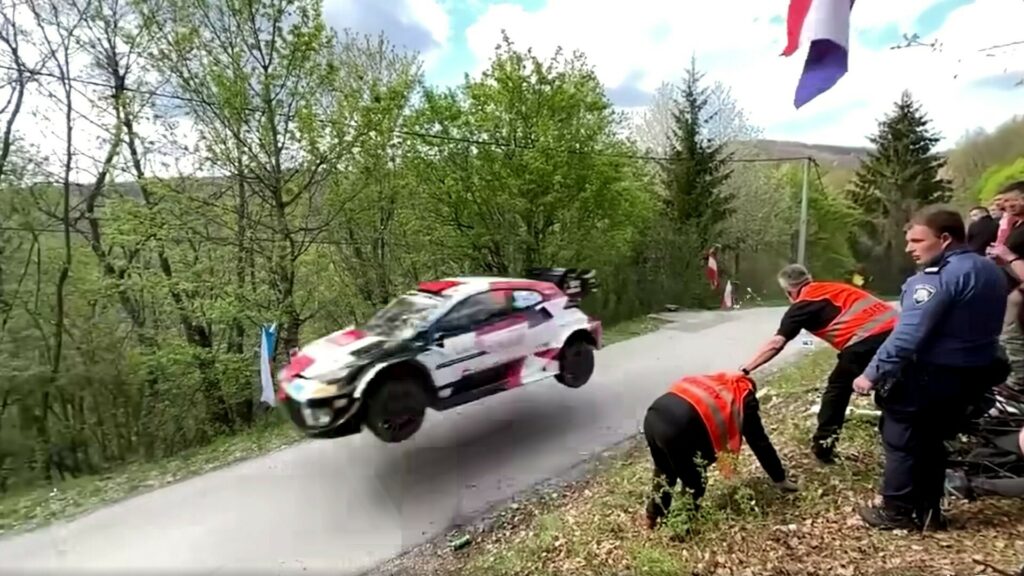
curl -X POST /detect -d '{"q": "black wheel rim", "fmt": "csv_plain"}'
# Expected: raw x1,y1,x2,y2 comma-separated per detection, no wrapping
563,346,592,384
379,393,421,433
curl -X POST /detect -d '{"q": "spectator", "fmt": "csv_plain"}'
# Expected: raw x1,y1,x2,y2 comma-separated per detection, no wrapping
967,206,998,255
988,239,1024,397
996,189,1020,248
991,182,1024,394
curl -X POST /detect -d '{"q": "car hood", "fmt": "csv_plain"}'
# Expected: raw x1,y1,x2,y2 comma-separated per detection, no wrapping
279,326,395,382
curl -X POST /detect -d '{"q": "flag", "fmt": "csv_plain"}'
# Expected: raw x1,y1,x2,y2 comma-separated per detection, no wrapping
782,0,855,109
722,280,734,309
706,248,719,289
259,324,279,406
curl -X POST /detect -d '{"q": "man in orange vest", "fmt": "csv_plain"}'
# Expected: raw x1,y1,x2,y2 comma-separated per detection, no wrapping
740,264,897,464
643,371,797,529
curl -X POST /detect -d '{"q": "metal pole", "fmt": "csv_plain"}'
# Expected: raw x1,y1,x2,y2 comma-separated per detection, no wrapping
797,157,810,265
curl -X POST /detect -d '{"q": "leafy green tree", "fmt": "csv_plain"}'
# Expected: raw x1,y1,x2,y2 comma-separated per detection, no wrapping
780,165,860,280
848,90,950,291
977,157,1024,203
405,32,653,276
946,115,1024,204
661,56,734,247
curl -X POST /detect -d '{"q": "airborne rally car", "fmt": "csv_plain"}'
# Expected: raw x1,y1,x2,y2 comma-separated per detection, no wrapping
276,268,602,443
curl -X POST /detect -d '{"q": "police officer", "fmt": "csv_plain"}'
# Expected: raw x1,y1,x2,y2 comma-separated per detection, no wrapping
643,371,797,530
853,206,1008,531
740,264,897,464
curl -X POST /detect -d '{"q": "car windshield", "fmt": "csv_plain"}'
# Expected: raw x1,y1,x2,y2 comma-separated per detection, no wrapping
362,292,446,340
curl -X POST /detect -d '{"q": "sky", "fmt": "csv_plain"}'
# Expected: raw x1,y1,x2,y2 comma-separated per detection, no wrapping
5,0,1023,183
323,0,1024,148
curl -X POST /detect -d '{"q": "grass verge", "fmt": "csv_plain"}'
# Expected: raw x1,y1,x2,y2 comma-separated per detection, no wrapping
412,349,1024,576
0,313,668,537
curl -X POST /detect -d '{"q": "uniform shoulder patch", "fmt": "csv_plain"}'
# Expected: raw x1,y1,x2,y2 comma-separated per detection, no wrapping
911,283,937,305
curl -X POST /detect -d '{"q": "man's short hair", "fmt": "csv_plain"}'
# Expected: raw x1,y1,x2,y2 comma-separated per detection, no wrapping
908,205,966,243
778,264,812,290
969,206,989,215
1000,180,1024,197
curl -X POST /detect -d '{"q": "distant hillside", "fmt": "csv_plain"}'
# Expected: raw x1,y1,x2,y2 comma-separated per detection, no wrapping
748,139,872,170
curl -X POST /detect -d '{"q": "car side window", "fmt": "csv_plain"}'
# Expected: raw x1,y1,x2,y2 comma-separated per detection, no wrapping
511,289,542,309
435,291,512,335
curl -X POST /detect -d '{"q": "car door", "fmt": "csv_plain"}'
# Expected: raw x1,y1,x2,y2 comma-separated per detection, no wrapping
424,290,522,397
508,288,557,380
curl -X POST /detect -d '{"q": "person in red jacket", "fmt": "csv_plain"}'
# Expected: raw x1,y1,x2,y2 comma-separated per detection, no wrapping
740,264,897,464
643,372,797,529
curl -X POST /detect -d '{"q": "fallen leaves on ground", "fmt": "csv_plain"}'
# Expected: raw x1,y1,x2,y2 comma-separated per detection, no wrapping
415,350,1024,576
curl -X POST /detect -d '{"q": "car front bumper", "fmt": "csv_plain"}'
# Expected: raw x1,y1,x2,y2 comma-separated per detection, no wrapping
278,377,363,438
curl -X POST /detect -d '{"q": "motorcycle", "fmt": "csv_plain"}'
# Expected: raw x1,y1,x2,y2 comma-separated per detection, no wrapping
945,384,1024,501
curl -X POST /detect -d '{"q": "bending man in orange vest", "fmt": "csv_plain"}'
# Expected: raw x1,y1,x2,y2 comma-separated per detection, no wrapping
644,371,797,529
740,264,897,464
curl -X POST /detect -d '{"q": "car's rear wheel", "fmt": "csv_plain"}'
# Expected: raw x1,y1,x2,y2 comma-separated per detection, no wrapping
556,339,595,388
364,375,429,443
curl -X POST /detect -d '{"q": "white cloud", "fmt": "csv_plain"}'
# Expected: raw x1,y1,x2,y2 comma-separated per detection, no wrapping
407,0,452,71
462,0,1024,148
324,0,451,71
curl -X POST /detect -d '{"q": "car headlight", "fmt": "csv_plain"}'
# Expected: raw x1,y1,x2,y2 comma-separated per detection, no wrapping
313,364,357,384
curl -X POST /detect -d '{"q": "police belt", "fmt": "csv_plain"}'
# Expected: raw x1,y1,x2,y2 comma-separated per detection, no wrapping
874,352,1010,403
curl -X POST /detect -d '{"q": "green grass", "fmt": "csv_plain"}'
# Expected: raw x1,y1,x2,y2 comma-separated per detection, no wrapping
0,313,667,537
439,349,1024,576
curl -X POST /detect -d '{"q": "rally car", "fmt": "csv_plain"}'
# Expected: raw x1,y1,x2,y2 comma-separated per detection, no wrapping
276,268,602,443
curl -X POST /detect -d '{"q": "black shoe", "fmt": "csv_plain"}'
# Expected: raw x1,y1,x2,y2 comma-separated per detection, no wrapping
812,444,836,464
645,498,667,529
858,504,918,530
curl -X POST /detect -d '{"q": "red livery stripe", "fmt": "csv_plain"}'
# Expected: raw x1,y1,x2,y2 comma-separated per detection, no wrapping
475,313,527,337
418,279,462,294
280,353,313,383
329,328,366,346
489,279,562,300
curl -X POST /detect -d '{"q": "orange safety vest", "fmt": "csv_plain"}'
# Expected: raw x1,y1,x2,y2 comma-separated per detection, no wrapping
668,373,754,455
794,282,897,350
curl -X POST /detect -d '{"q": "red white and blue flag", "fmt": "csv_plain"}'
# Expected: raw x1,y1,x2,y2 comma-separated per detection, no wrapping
782,0,855,109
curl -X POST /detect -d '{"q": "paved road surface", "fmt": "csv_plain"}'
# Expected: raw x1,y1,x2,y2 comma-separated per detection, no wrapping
0,306,808,575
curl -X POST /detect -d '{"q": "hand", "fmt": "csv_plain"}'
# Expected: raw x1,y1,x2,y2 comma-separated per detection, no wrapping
988,243,1017,262
853,375,874,395
774,478,799,493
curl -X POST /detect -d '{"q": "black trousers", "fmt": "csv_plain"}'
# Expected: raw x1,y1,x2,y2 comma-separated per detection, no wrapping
813,332,890,453
876,363,976,515
643,393,715,521
879,412,954,514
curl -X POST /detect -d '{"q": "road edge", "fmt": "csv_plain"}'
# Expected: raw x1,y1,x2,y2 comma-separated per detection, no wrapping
358,345,813,576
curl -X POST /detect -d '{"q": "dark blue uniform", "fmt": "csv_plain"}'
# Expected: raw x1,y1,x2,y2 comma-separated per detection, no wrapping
863,247,1007,524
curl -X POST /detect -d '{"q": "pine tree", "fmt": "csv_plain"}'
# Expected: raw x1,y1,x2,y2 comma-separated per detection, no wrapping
661,56,734,247
850,89,951,214
848,90,952,290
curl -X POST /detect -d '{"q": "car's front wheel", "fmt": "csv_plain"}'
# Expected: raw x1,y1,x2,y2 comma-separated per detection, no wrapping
556,339,595,388
364,375,429,443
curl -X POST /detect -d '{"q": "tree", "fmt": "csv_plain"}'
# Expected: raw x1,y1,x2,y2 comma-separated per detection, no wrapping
631,77,762,157
848,90,951,291
405,32,652,276
976,157,1024,204
660,56,735,247
947,116,1024,205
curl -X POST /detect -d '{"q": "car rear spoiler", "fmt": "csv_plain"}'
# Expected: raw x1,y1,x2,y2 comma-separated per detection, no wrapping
526,267,598,306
